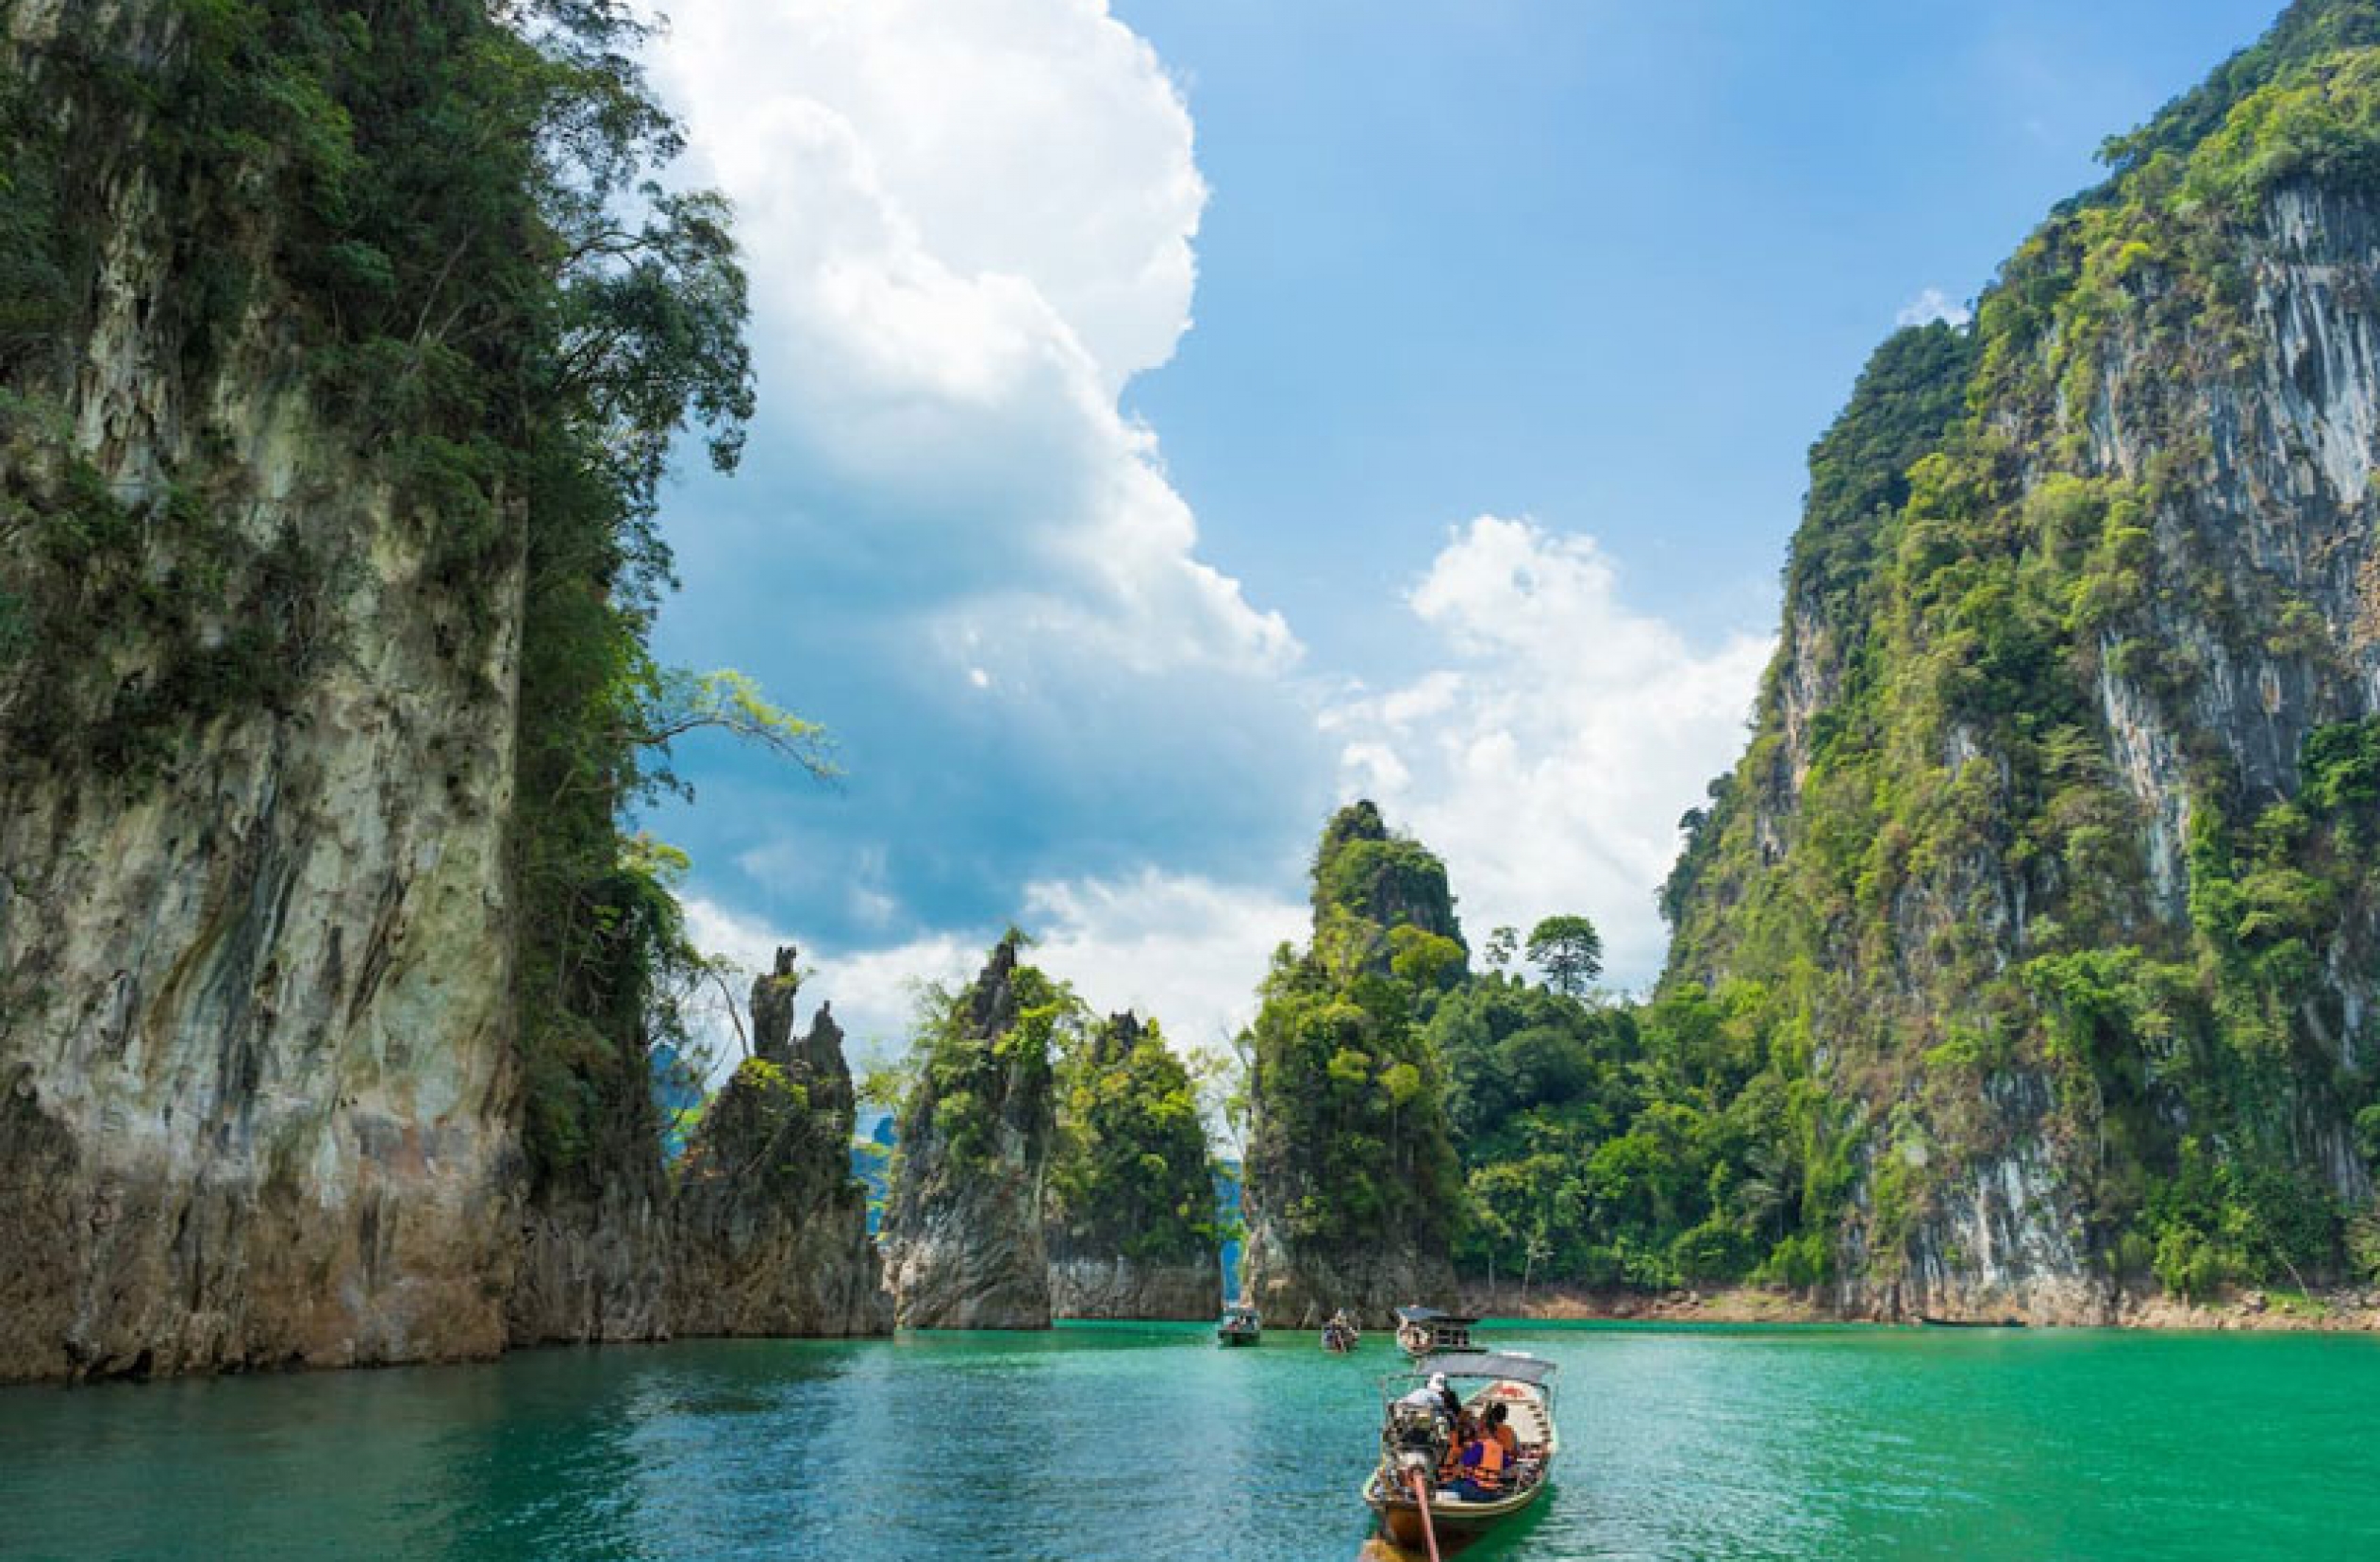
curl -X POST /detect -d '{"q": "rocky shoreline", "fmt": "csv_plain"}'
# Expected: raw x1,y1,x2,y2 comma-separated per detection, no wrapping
1460,1284,2380,1332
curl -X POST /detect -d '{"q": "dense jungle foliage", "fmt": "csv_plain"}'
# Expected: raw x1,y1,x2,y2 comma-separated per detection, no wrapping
1242,801,1839,1294
0,1,813,1182
1045,1013,1220,1267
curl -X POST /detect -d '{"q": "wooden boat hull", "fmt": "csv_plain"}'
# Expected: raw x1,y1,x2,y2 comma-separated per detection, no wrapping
1365,1471,1547,1548
1218,1329,1260,1346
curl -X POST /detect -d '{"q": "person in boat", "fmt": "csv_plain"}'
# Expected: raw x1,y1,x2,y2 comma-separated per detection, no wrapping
1437,1411,1477,1484
1433,1372,1461,1422
1450,1420,1509,1503
1396,1374,1449,1421
1485,1401,1519,1458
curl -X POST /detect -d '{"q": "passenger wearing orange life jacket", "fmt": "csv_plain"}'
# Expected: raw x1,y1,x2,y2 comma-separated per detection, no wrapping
1486,1402,1520,1458
1437,1410,1476,1484
1452,1421,1507,1502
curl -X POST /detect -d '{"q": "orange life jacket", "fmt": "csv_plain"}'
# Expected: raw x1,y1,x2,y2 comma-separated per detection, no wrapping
1492,1423,1519,1456
1465,1436,1506,1492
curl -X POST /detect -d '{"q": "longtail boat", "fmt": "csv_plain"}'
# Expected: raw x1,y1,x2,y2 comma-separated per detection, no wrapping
1392,1305,1477,1358
1364,1351,1559,1553
1217,1304,1262,1346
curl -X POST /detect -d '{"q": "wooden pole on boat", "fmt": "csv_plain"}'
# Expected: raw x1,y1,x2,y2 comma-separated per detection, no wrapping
1406,1469,1442,1562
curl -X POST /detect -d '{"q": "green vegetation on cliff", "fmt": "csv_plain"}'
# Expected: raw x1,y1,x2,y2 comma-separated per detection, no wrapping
1656,0,2380,1303
886,933,1071,1193
1045,1013,1219,1267
0,2,813,1183
1310,799,1469,953
1243,804,1463,1270
881,936,1220,1276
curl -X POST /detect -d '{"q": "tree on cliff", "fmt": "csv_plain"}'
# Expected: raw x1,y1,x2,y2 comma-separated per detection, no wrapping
1525,915,1604,997
1482,925,1520,972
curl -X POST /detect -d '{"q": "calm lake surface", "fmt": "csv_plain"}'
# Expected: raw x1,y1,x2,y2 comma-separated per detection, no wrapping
5,1321,2378,1560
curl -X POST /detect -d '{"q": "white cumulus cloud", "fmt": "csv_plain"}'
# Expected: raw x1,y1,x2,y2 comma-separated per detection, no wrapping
654,0,1293,683
1019,870,1308,1053
651,10,1775,1046
1895,286,1972,329
1322,516,1772,990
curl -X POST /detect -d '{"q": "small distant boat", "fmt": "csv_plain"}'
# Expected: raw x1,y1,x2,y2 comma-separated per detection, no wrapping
1919,1315,2026,1329
1218,1304,1262,1346
1393,1306,1477,1359
1323,1311,1361,1353
1364,1350,1560,1553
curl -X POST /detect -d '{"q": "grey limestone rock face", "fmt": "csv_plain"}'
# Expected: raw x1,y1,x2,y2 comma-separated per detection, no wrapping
669,950,890,1338
0,1,521,1382
1677,174,2380,1321
1238,1207,1456,1332
881,937,1056,1329
1047,1255,1220,1321
0,7,892,1378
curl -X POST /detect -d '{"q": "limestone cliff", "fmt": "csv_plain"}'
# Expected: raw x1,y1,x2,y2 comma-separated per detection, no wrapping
503,1080,674,1349
1661,0,2380,1321
671,949,890,1336
0,0,524,1380
881,935,1057,1329
0,0,846,1380
1045,1012,1221,1321
1241,803,1462,1328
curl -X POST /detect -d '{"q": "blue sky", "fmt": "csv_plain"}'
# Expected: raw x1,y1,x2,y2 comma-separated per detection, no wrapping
642,0,2284,1059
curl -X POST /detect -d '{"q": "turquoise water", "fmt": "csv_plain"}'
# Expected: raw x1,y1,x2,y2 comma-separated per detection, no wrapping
6,1322,2380,1560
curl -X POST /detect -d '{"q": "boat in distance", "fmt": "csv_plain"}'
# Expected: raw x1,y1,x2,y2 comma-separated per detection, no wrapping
1392,1305,1477,1358
1218,1304,1262,1346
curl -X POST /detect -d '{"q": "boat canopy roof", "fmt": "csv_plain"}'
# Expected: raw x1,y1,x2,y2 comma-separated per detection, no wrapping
1393,1306,1478,1325
1416,1350,1558,1385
